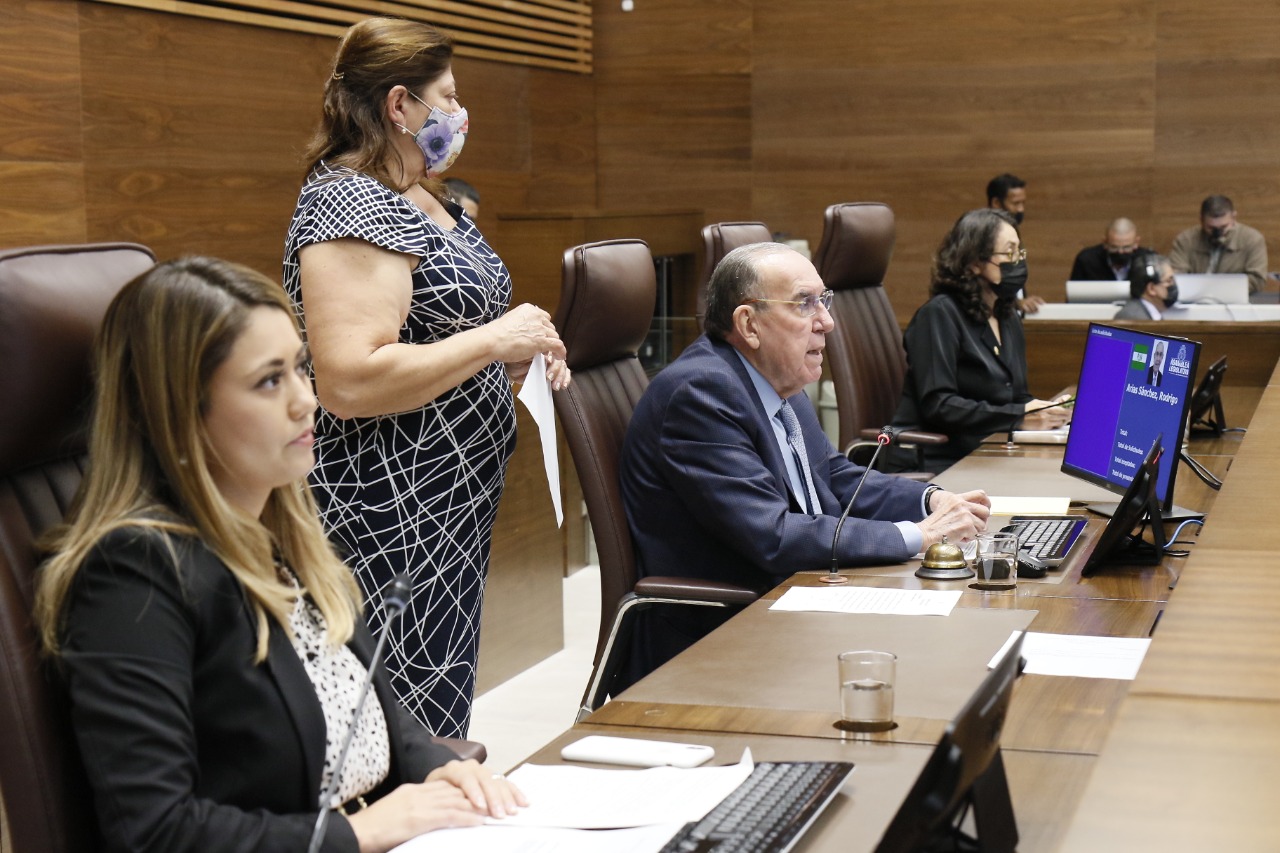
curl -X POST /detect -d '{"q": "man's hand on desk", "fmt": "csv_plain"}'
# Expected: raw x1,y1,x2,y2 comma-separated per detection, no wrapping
917,489,991,549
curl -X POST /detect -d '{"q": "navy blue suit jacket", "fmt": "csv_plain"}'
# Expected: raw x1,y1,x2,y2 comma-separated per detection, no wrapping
621,335,929,593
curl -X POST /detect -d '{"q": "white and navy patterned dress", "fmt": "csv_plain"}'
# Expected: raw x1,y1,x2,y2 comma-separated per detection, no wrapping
283,163,516,738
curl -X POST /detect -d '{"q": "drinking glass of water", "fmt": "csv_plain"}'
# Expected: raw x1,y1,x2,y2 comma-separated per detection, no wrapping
836,650,896,732
972,531,1018,592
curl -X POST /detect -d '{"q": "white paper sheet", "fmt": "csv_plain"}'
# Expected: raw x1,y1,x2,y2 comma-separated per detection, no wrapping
988,630,1152,680
515,353,563,527
770,586,962,617
987,496,1071,516
390,822,684,853
490,749,754,830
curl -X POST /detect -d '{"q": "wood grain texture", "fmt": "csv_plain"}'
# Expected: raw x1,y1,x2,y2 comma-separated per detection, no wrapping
1061,696,1280,852
0,1,84,163
0,163,88,246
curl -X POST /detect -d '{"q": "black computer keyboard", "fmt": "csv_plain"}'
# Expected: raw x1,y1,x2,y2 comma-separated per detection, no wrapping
1002,515,1088,565
657,760,854,853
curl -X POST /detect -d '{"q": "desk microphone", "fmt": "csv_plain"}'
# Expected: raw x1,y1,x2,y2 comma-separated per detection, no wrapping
823,426,894,585
1005,397,1075,447
307,572,413,853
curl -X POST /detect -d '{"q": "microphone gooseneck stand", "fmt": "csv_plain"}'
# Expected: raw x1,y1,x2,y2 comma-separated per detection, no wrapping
307,573,413,853
823,427,895,585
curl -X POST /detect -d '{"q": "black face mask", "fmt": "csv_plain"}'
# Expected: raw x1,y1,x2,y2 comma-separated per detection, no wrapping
1207,226,1229,247
1108,251,1133,266
990,260,1028,301
1011,211,1025,226
1161,283,1179,308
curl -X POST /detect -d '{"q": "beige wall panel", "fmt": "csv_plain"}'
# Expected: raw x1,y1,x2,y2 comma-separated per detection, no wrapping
0,2,83,163
0,162,87,246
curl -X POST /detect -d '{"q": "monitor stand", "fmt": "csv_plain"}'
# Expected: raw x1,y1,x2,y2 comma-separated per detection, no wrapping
1085,501,1203,522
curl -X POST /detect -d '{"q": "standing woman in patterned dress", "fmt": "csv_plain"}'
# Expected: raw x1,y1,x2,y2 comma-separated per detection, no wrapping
284,17,570,739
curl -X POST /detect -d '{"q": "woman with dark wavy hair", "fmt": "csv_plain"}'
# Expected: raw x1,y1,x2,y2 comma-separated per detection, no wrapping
889,209,1069,472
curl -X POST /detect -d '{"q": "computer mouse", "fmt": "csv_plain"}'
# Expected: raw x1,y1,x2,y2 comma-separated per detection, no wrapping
1016,551,1049,579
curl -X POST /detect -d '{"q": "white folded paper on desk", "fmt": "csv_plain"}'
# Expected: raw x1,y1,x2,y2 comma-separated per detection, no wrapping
493,749,754,829
770,586,962,617
989,630,1151,680
987,496,1071,516
390,822,684,853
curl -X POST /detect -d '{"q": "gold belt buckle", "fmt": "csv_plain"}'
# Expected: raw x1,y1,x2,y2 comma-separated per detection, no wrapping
336,795,368,816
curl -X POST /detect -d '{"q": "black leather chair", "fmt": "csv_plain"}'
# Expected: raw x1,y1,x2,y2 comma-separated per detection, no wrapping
0,244,484,852
552,239,758,722
696,221,773,327
812,203,947,474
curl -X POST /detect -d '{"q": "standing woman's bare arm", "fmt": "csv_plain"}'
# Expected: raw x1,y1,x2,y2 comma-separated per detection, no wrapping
299,238,564,419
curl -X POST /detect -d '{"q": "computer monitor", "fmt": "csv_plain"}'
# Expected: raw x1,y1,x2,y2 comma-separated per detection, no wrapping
874,633,1025,853
1188,355,1230,436
1061,323,1202,519
1080,436,1168,577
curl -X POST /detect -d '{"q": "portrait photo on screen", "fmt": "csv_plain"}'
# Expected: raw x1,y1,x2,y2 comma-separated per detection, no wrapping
1062,323,1200,513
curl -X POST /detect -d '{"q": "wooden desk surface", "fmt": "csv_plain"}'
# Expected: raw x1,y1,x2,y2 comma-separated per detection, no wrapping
520,724,1095,853
590,591,1160,756
1060,696,1280,852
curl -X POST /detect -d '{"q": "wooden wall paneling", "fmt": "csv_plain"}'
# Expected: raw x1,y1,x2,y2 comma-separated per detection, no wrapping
592,0,752,223
77,6,332,273
525,67,597,210
0,1,88,246
478,403,565,693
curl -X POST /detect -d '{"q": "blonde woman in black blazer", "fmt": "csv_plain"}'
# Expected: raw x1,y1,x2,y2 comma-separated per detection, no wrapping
35,258,524,853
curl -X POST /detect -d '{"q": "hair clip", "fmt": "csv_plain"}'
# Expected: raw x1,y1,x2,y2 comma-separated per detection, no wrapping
331,70,345,80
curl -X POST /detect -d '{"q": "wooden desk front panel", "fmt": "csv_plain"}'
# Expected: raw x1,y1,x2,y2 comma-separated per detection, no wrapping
1022,320,1280,399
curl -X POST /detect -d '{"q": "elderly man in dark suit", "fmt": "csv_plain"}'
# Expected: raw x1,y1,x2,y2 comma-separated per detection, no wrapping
620,243,990,680
1071,218,1144,282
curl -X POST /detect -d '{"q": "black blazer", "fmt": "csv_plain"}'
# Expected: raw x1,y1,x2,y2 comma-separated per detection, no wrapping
1070,244,1127,282
891,295,1031,468
59,526,455,853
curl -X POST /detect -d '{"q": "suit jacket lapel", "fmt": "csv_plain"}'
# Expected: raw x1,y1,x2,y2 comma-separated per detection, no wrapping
260,606,328,805
709,337,797,508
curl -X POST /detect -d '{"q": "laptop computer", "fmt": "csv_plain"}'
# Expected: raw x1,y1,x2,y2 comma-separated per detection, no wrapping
1174,273,1249,305
1066,280,1129,304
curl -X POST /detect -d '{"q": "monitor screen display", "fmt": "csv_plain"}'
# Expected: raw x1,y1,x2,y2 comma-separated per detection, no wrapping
1062,323,1201,507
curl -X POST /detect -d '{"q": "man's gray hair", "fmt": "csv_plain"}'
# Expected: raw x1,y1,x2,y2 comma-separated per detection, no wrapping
704,242,789,339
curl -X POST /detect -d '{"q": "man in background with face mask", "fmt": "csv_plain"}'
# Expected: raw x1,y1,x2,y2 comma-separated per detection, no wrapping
1115,255,1178,320
1169,195,1268,294
986,173,1044,314
1071,218,1146,282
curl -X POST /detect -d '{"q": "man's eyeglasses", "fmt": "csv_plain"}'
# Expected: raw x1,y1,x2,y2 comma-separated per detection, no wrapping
990,248,1028,263
743,289,835,317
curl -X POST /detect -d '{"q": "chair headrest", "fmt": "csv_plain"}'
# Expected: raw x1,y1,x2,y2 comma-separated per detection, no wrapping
813,203,895,292
554,240,655,372
0,243,155,475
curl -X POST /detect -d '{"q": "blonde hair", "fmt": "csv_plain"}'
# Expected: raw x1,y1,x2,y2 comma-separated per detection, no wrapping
35,257,362,661
304,16,453,199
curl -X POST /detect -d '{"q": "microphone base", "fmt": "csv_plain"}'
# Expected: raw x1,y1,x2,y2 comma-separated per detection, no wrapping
915,565,976,581
818,572,850,585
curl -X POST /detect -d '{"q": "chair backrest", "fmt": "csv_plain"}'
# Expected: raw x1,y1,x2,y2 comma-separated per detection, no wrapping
551,239,656,665
812,203,906,450
0,242,156,853
696,222,773,325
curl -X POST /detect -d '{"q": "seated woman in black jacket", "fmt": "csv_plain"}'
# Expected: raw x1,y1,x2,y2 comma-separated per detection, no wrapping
34,257,525,853
890,209,1070,472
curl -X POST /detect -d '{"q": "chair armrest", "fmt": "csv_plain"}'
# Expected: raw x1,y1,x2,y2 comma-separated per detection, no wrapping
634,576,760,605
858,427,949,446
432,736,487,764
